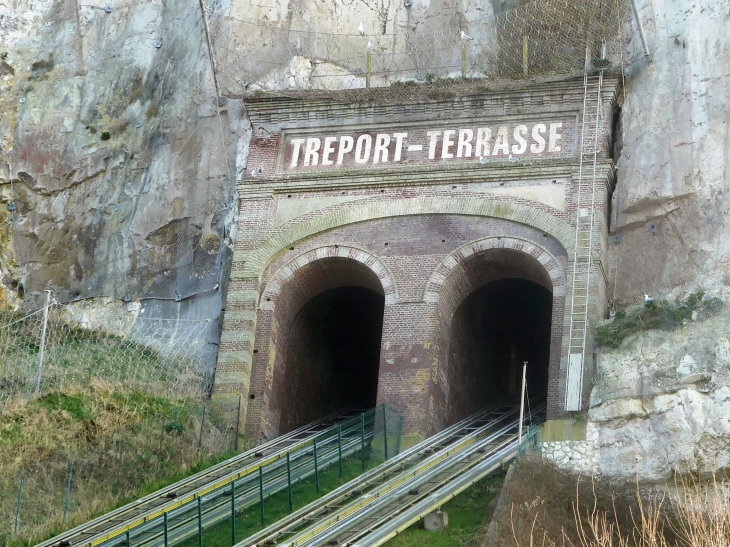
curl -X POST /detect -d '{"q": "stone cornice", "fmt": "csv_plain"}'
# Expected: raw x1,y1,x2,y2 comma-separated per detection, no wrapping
237,160,616,196
244,75,621,129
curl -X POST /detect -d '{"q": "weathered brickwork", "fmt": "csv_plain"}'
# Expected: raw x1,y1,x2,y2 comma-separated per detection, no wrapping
213,76,620,439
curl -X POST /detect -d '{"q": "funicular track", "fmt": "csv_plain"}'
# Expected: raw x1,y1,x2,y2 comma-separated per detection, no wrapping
238,398,545,547
37,405,377,547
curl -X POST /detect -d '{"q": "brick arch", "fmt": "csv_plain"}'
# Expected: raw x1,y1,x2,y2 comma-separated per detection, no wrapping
240,197,575,278
259,245,399,310
424,236,566,305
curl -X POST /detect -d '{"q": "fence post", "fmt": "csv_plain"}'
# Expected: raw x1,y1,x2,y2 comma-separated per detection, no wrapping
382,404,388,460
234,394,241,452
197,403,207,456
126,530,131,547
522,36,529,76
287,452,293,512
230,480,236,545
360,413,366,472
366,51,372,88
164,512,169,547
313,438,319,493
259,466,265,524
462,42,467,79
34,290,51,396
14,477,23,539
157,417,166,473
63,460,74,523
114,440,124,497
337,425,343,479
198,496,203,547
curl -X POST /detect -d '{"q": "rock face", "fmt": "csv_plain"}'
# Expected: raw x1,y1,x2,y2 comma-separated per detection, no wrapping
1,0,249,365
588,314,730,481
582,0,730,482
609,0,730,306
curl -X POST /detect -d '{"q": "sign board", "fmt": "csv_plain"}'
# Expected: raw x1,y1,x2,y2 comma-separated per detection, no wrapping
279,118,577,173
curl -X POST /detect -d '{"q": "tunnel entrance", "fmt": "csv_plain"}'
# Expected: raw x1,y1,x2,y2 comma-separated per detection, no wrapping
267,258,386,434
280,287,384,429
446,278,552,421
433,246,560,429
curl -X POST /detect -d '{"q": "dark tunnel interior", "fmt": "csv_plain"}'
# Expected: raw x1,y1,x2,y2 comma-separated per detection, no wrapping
445,278,552,423
278,286,385,433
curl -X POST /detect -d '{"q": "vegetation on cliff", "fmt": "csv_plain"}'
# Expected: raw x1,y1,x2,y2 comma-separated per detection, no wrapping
596,291,725,349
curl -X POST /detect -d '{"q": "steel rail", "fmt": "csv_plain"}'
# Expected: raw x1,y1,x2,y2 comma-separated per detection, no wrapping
35,405,371,547
285,407,536,547
235,399,513,547
84,415,377,547
334,429,525,546
352,441,521,547
126,421,379,547
279,403,545,547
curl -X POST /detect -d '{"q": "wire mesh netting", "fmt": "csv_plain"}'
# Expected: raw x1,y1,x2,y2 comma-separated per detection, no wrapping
0,299,215,405
220,0,627,103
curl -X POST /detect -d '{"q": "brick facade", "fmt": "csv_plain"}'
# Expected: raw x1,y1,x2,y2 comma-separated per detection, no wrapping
213,76,620,440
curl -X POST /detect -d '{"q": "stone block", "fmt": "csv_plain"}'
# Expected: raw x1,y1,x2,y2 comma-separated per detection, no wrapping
424,511,448,531
540,419,587,441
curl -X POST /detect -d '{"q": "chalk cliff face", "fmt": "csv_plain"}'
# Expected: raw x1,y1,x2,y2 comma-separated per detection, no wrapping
587,0,730,481
2,0,730,479
610,0,730,304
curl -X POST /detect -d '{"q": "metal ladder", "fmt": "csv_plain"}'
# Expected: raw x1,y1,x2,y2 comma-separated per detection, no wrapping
565,69,604,411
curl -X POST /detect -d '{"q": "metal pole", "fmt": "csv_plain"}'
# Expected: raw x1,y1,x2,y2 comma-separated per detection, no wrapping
259,466,265,524
337,425,343,479
629,0,651,59
198,497,203,547
63,460,74,523
518,362,527,444
234,394,242,452
461,42,467,79
313,438,320,493
230,481,236,545
126,529,131,547
34,290,51,395
366,51,372,88
382,403,388,460
157,417,165,472
197,403,207,455
164,513,169,547
286,452,293,512
522,36,529,76
360,413,366,472
114,440,124,497
14,477,23,539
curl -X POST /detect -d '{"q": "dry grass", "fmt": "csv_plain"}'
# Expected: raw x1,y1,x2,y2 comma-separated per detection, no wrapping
488,457,730,547
0,382,233,547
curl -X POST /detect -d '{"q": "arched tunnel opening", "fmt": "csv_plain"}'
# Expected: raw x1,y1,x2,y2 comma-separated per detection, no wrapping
435,247,557,428
447,278,552,421
268,258,386,435
280,287,384,430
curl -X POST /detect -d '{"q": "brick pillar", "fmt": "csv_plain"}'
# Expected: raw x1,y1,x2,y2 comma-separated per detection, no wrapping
212,189,274,427
376,302,438,442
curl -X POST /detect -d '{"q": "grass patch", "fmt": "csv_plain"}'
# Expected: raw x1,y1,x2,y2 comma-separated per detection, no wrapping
0,384,233,547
